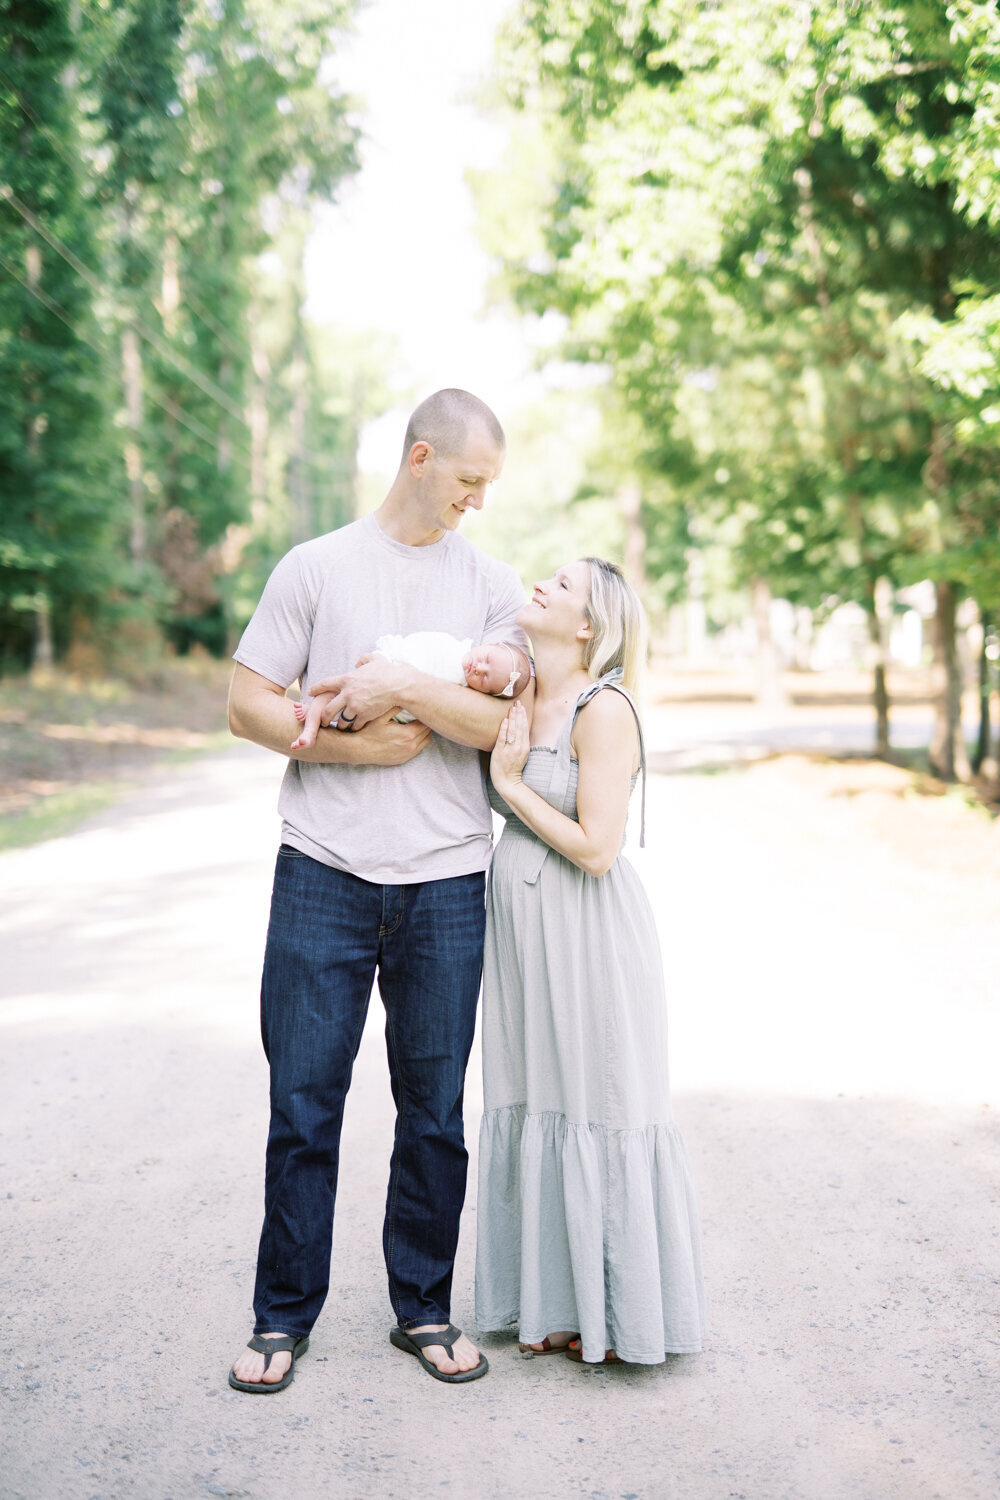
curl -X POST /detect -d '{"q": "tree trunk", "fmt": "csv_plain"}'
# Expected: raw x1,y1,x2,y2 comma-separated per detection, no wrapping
348,369,364,521
928,579,971,781
25,240,53,673
287,331,311,544
250,340,270,528
972,613,993,777
160,233,180,334
872,660,890,759
122,324,145,562
620,482,647,594
31,593,54,672
217,356,233,476
865,576,892,758
793,607,813,671
684,544,707,664
752,578,785,709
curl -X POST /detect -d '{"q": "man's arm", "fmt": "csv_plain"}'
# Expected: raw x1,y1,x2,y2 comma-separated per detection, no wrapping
305,658,536,752
228,664,431,765
396,669,536,750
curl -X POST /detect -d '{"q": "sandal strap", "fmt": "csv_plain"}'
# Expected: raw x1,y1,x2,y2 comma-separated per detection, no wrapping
247,1334,300,1366
401,1323,461,1352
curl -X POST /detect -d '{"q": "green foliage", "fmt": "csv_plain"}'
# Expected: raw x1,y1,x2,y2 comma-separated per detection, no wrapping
0,0,368,672
481,0,1000,637
0,0,121,662
465,388,625,590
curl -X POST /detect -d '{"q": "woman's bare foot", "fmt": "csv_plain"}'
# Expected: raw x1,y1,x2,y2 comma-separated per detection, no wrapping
519,1330,579,1353
230,1332,294,1387
406,1324,483,1375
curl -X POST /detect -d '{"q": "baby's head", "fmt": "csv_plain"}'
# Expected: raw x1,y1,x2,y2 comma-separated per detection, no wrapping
462,641,530,699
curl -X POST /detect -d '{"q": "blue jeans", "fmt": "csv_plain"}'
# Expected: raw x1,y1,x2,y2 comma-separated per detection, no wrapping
252,847,486,1338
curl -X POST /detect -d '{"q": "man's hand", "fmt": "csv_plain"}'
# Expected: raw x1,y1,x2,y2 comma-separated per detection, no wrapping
348,711,431,765
228,664,430,766
308,657,414,733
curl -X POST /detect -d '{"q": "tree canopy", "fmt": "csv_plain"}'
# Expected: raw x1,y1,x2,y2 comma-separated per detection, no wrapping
478,0,1000,772
0,0,370,671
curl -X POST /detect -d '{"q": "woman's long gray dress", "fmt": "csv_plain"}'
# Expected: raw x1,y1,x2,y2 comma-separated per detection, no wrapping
475,675,705,1364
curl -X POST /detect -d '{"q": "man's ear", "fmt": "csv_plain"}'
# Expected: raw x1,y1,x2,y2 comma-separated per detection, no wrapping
408,441,433,478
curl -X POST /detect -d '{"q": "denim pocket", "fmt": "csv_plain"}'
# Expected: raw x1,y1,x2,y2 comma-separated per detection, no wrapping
278,843,308,858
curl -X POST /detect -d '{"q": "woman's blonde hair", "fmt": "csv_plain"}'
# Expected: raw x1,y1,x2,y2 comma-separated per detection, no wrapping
580,557,647,692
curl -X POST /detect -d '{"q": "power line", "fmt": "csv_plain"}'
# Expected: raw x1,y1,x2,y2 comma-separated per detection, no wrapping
1,183,354,478
81,4,179,130
0,247,257,476
1,180,256,422
0,54,251,367
0,241,354,492
0,50,356,479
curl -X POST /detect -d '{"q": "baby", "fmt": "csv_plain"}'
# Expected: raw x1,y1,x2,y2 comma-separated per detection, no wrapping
291,630,530,749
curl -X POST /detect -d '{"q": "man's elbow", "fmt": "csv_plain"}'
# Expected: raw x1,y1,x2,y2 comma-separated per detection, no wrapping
228,696,249,740
460,707,503,751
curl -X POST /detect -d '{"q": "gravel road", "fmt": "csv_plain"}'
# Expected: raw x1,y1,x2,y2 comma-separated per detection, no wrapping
1,736,998,1500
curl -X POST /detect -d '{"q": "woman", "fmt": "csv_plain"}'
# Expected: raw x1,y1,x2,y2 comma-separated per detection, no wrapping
475,557,705,1365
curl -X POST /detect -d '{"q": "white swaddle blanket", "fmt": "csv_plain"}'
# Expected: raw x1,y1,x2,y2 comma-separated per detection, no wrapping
374,631,472,723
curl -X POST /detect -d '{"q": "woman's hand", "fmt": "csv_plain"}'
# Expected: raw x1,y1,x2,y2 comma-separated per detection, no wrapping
490,700,530,791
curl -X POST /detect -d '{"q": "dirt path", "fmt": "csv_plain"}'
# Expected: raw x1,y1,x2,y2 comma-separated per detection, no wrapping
1,740,998,1500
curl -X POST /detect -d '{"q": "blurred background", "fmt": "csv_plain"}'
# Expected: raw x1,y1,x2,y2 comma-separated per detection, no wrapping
3,0,1000,841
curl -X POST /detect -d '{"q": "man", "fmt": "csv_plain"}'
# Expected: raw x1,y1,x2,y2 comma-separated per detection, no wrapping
228,389,531,1391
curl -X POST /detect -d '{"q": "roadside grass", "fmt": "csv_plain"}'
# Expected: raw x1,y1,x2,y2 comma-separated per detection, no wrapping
0,783,119,852
0,654,234,853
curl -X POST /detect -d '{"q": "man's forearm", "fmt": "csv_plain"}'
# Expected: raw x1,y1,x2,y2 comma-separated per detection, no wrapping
229,664,432,766
394,673,528,751
229,681,360,763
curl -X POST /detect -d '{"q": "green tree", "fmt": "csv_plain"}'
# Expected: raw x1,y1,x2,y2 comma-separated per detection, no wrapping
0,0,391,675
147,0,359,650
0,0,119,670
482,0,1000,773
91,0,185,569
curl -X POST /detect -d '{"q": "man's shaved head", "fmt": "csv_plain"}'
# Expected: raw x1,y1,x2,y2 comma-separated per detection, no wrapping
401,389,506,465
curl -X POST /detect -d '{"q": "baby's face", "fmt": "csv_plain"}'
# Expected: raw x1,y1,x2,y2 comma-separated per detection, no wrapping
462,644,513,696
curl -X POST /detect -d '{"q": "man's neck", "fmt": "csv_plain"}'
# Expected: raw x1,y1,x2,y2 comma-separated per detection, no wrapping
374,489,443,547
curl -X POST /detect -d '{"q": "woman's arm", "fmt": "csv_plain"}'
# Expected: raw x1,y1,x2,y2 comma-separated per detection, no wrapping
490,691,638,877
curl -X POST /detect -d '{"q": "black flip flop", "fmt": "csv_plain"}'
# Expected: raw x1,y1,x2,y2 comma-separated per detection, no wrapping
228,1333,310,1394
389,1323,488,1383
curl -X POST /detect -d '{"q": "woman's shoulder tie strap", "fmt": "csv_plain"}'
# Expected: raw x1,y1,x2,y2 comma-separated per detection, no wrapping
571,669,646,848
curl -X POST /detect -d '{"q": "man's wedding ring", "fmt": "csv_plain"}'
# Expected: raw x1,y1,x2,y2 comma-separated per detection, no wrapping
337,710,357,731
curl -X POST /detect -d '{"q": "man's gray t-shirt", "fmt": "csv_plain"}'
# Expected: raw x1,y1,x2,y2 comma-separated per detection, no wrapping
234,512,528,884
